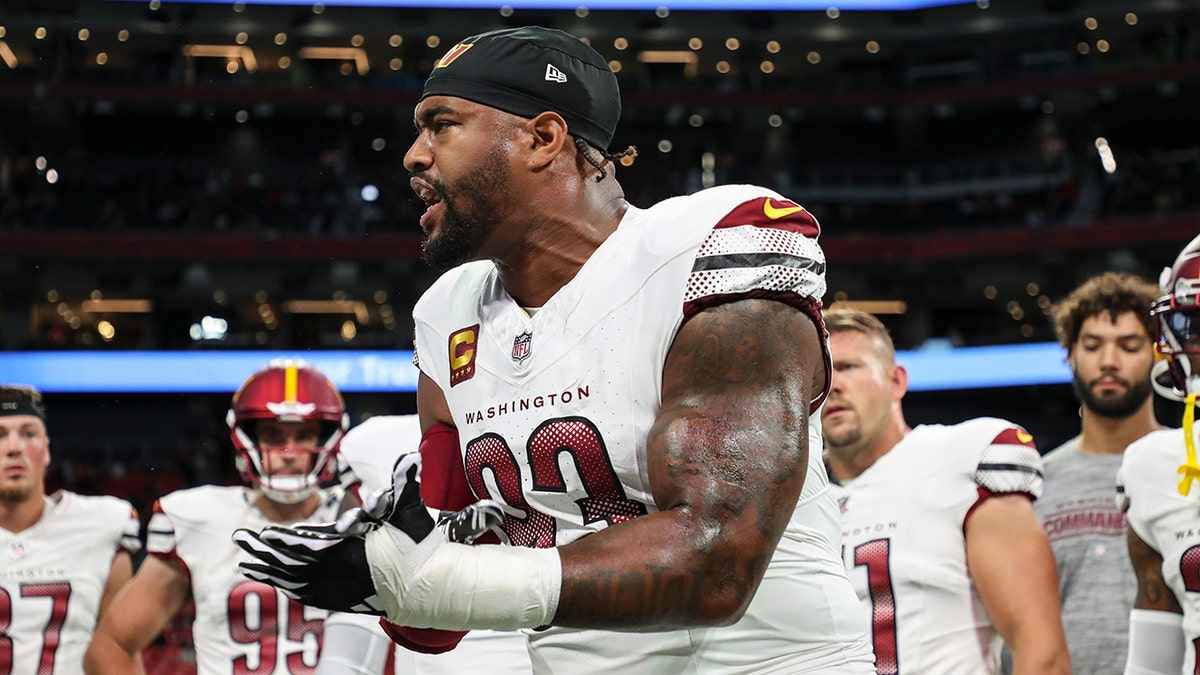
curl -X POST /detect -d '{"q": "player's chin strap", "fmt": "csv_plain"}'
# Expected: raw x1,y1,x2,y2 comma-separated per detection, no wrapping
1176,392,1200,497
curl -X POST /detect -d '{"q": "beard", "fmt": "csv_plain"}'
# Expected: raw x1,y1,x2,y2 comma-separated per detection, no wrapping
822,411,865,454
824,425,863,451
1072,371,1153,419
420,145,511,271
0,483,35,503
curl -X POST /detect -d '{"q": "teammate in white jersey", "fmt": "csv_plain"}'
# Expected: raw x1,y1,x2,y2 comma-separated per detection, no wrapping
86,360,349,675
234,25,874,674
1118,233,1200,675
1,384,141,675
316,414,532,675
821,308,1070,675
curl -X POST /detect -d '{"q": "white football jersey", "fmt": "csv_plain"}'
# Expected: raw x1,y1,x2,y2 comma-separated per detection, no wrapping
412,184,874,674
831,419,1044,675
148,485,341,675
0,491,140,675
329,415,534,675
1118,426,1200,673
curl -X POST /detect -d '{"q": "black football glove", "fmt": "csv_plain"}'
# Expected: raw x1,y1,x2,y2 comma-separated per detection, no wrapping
234,452,505,615
233,518,385,615
436,498,504,545
354,451,504,545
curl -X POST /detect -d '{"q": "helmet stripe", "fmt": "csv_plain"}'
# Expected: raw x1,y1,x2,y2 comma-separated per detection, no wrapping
285,361,299,403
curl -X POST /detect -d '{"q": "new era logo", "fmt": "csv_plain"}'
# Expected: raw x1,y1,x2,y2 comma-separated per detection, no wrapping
545,64,567,83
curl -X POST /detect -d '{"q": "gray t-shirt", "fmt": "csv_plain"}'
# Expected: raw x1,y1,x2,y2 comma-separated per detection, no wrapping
1034,437,1134,674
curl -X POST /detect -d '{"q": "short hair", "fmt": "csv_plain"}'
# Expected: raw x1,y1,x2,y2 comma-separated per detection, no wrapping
1050,272,1159,350
824,307,897,362
0,384,46,420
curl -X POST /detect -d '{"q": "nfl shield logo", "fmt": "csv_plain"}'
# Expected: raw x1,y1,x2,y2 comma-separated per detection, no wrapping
512,331,532,363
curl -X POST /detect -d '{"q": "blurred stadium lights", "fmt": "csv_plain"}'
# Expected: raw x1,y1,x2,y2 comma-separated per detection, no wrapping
1,0,1196,357
283,300,371,323
0,41,16,69
81,299,154,313
828,300,908,315
298,46,370,76
181,44,259,73
637,51,699,77
189,315,229,341
1095,137,1118,174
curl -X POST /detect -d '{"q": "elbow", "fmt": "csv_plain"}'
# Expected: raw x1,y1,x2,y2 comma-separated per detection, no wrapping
84,636,128,675
1047,647,1073,675
83,644,107,675
690,576,759,627
1011,641,1071,675
1039,653,1072,675
684,534,773,627
702,599,751,628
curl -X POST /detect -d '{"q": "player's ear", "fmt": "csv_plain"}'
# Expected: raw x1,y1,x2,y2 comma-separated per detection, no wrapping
526,111,569,169
888,364,909,400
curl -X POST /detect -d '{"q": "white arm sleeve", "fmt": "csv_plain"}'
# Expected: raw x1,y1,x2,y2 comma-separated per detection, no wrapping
1125,609,1186,675
316,612,392,675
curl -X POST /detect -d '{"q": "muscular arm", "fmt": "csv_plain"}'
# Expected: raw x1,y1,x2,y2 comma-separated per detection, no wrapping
85,555,192,675
93,551,144,675
1125,526,1187,674
1128,527,1182,613
965,494,1070,675
97,550,134,628
421,298,824,630
417,371,455,432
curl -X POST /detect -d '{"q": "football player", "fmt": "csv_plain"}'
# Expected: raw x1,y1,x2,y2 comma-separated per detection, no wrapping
1118,233,1200,675
821,308,1070,675
85,359,348,674
1,384,141,674
233,25,876,675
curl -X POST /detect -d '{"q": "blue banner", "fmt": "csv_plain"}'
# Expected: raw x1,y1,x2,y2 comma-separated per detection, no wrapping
0,343,1070,393
0,351,418,393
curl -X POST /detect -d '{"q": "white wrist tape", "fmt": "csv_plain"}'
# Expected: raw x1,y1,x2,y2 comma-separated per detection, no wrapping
365,523,561,631
1125,609,1185,675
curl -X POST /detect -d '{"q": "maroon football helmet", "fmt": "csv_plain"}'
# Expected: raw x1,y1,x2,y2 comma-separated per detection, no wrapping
226,359,348,503
1152,233,1200,402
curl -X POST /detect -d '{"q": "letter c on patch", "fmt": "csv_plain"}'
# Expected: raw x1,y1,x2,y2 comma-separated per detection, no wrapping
448,324,480,386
